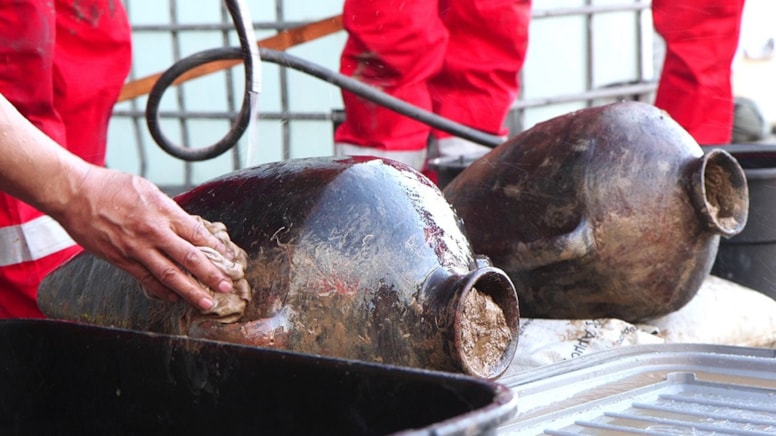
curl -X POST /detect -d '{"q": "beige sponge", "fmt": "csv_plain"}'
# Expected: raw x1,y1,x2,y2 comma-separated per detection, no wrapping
193,217,251,323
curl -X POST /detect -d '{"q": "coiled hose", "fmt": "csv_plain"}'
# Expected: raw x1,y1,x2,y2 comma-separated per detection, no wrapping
146,0,260,162
146,6,502,162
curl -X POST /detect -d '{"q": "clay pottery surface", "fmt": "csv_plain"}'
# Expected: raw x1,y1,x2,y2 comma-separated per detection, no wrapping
442,101,748,322
39,156,519,379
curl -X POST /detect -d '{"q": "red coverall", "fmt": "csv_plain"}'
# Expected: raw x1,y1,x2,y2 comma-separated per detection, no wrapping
0,0,132,318
334,0,531,169
652,0,746,145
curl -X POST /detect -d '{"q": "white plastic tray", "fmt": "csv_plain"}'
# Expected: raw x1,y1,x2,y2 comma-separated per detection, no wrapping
498,344,776,434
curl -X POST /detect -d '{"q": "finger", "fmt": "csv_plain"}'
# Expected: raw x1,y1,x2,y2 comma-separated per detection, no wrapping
136,251,217,311
127,265,178,303
170,208,231,258
165,237,235,295
140,280,177,302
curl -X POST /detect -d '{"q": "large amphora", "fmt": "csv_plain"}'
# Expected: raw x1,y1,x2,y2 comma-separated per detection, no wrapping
40,156,519,379
443,102,748,322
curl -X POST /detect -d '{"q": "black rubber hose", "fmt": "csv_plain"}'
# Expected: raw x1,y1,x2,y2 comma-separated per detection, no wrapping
258,47,504,148
146,45,504,161
146,0,259,161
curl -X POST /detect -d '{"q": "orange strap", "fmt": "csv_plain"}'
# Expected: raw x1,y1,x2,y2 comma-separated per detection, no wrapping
117,14,343,102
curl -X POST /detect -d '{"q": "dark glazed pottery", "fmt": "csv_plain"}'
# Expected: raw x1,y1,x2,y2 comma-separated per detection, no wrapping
443,101,749,322
39,156,519,379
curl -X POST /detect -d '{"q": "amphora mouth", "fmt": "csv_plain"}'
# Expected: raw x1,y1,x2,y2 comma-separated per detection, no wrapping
693,148,749,238
450,266,519,379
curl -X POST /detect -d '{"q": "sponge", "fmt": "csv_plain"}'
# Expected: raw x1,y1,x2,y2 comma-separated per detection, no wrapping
191,217,251,323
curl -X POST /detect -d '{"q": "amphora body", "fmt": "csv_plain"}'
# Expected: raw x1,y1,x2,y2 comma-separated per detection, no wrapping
40,156,519,378
443,102,748,322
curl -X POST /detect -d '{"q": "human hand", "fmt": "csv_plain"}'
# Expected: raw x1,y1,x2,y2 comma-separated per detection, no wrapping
0,93,233,310
50,166,234,311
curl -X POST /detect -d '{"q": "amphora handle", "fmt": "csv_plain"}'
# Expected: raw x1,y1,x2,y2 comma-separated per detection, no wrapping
513,217,595,270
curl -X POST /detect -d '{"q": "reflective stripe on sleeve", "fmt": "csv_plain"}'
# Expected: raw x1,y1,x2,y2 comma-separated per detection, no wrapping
0,215,76,267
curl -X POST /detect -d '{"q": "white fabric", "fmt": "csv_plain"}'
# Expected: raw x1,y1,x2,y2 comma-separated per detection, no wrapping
334,143,428,171
501,275,776,377
648,275,776,347
0,215,75,267
503,317,663,377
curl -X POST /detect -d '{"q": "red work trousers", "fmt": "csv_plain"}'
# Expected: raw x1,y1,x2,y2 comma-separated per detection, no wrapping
653,0,746,145
0,0,132,318
334,0,531,152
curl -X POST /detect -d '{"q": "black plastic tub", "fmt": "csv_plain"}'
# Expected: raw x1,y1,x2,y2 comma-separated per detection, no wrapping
0,319,516,436
710,144,776,298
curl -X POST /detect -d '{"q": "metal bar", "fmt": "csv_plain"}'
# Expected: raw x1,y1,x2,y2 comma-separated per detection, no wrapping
220,2,241,170
513,82,657,109
169,0,193,187
131,21,313,32
639,0,657,86
531,2,651,19
113,110,335,121
585,0,594,108
121,0,149,179
115,86,659,120
276,0,291,160
636,0,646,83
128,4,654,31
128,98,149,178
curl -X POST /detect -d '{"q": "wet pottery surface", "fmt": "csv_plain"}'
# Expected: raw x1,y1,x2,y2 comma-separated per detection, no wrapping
39,156,519,379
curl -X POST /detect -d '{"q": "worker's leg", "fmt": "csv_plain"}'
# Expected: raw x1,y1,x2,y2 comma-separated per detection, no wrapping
652,0,745,145
53,0,132,166
334,0,448,170
430,0,531,156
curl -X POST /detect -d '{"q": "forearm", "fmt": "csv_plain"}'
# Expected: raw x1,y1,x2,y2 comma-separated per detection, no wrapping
0,93,88,218
0,93,236,311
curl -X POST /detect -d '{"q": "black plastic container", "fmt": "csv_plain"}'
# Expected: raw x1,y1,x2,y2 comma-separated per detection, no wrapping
0,319,516,436
428,154,481,189
711,144,776,298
